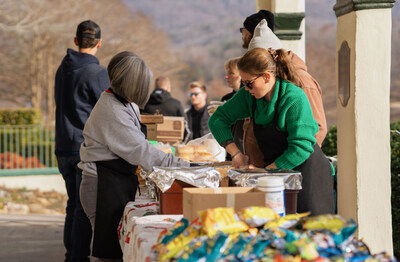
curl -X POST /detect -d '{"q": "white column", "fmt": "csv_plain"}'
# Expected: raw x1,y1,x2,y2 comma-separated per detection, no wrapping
335,1,393,255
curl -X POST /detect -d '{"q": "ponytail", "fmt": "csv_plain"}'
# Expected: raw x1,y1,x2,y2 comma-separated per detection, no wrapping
268,48,299,86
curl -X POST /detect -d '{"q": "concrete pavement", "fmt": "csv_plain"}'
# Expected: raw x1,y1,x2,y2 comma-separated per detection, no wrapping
0,214,65,262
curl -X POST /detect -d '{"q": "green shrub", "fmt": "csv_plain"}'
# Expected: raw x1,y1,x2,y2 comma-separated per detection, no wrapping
321,125,337,157
390,122,400,259
0,108,42,125
322,122,400,257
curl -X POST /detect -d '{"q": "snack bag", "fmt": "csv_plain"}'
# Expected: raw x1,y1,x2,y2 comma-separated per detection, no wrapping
222,232,253,258
178,232,236,262
263,213,310,229
285,236,319,260
153,218,189,252
176,235,209,262
158,217,203,261
200,207,249,238
301,214,346,233
238,206,280,227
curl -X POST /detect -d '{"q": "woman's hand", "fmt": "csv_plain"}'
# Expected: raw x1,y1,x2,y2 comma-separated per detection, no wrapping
225,142,250,168
266,162,277,169
232,152,249,168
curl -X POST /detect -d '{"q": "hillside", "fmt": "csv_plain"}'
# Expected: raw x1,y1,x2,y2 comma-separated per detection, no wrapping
123,0,400,126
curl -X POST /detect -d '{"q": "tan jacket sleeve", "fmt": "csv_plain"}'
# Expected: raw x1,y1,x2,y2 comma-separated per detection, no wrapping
298,71,327,146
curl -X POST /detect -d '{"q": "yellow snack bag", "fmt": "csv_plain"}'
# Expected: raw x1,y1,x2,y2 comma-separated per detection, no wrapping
302,214,346,233
200,207,249,237
238,206,280,227
158,218,202,261
264,212,310,229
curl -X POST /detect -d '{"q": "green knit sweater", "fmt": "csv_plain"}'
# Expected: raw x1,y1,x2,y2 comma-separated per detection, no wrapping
208,78,318,169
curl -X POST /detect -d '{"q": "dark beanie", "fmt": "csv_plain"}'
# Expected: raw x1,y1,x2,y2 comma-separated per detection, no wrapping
243,10,274,35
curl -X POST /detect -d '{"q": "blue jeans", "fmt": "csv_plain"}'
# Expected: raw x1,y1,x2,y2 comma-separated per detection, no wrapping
57,155,92,262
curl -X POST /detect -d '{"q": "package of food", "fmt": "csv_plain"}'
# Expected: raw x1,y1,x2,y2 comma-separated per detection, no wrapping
179,133,226,162
158,218,203,261
237,206,280,227
263,213,310,229
199,207,249,238
175,144,214,162
301,214,346,233
153,218,189,252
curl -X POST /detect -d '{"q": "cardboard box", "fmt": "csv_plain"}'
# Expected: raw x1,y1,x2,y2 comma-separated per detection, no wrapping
146,116,184,142
183,187,265,222
141,114,164,124
159,180,194,214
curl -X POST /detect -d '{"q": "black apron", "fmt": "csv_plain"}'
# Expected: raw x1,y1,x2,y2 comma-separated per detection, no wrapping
92,89,147,259
252,87,334,215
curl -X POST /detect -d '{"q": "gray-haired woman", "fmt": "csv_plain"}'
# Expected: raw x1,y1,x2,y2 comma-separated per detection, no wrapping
78,51,189,261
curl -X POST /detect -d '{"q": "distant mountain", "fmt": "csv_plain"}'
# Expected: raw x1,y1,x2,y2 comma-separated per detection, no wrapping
123,0,255,48
122,0,400,126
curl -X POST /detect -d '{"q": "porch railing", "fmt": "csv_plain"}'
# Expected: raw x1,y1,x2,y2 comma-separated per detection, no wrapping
0,125,59,176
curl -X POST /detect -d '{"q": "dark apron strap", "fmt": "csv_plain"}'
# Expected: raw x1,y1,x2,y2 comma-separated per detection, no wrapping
251,86,334,215
252,87,288,166
92,159,138,259
294,144,334,215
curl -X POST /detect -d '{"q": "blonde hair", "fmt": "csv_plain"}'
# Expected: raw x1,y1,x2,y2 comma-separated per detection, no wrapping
188,81,206,92
107,51,153,108
237,48,299,85
224,57,241,73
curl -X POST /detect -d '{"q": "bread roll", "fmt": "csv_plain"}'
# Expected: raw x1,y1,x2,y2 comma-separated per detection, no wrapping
175,145,195,154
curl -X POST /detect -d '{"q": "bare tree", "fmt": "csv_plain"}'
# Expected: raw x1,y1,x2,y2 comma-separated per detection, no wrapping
0,0,189,124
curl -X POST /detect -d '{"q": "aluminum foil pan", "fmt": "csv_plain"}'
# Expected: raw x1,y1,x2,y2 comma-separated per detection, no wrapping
228,168,302,190
146,166,221,193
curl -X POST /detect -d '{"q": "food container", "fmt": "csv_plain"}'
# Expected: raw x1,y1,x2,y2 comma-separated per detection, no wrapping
146,166,222,214
228,168,302,214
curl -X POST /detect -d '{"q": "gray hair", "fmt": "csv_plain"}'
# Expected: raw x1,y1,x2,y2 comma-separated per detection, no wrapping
107,51,153,108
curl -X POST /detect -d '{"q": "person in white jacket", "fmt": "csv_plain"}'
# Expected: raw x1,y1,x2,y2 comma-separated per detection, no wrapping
78,51,189,261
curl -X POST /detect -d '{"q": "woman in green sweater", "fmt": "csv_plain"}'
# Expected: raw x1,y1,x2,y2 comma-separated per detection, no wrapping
209,48,334,215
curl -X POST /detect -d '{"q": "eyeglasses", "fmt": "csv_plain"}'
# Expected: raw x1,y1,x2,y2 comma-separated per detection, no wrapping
239,27,244,33
189,92,200,97
242,74,264,89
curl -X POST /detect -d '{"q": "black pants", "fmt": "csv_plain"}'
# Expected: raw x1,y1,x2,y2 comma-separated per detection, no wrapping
57,155,92,262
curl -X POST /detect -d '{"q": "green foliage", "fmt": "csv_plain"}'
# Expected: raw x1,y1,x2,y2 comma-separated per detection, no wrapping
321,125,337,157
390,122,400,259
0,108,42,126
322,122,400,257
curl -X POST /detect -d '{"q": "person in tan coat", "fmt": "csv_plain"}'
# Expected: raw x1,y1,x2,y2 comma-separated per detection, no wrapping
286,51,327,145
242,12,327,146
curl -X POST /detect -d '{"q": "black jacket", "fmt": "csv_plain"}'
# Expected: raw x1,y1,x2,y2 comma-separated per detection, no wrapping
143,88,184,116
221,90,236,102
55,48,109,155
185,105,210,140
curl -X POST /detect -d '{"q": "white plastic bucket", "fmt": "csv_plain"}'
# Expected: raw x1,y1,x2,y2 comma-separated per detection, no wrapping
257,176,285,216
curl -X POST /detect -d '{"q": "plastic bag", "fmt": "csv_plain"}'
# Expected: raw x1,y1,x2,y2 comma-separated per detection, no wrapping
185,133,226,162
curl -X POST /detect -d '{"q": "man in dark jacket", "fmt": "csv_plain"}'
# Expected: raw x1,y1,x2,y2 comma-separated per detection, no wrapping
143,76,184,116
54,20,109,262
185,81,210,140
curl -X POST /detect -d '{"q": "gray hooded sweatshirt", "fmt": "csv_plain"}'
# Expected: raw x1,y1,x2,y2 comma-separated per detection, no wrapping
78,91,189,177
